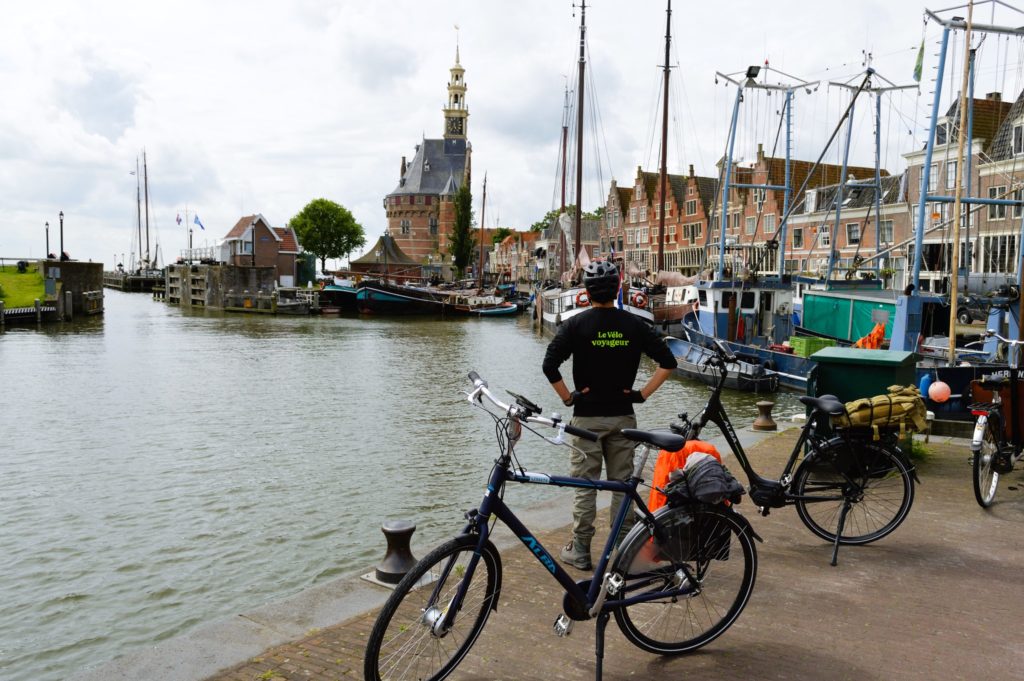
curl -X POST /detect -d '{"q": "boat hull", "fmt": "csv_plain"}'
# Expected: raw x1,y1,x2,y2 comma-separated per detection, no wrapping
666,336,779,393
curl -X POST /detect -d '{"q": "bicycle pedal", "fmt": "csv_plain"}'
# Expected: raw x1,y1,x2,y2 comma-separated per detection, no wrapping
603,572,624,596
553,614,574,637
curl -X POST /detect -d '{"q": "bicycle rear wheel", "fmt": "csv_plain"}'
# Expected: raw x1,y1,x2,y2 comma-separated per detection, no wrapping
973,420,1000,508
612,505,756,655
364,535,501,681
793,443,914,545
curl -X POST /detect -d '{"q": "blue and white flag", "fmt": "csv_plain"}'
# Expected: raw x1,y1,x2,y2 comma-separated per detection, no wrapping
194,215,205,231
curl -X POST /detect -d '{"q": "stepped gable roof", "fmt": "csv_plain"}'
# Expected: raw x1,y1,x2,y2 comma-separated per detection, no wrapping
273,227,301,254
695,176,719,217
390,138,468,196
615,186,632,216
224,214,279,241
794,173,904,213
983,91,1024,161
350,233,419,266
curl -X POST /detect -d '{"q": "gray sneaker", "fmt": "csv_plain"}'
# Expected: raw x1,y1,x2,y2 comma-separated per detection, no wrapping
559,539,592,571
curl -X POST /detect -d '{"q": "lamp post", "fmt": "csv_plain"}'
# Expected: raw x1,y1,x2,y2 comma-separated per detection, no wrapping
45,221,49,258
59,211,64,260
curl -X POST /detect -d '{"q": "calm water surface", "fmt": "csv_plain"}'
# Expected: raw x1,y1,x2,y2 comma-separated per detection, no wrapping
0,291,801,680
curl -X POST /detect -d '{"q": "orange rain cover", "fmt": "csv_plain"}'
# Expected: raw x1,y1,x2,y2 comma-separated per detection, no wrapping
648,440,723,511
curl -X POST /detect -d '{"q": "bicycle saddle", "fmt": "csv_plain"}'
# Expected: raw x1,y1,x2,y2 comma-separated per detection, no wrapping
799,395,846,415
622,428,686,452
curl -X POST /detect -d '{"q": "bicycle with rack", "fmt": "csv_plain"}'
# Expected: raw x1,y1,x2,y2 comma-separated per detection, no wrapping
363,371,760,681
673,339,918,566
969,329,1024,507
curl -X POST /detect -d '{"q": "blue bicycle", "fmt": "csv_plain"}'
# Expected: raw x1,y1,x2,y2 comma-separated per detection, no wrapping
363,372,759,681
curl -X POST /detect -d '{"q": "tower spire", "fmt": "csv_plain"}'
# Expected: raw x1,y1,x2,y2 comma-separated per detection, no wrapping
443,35,468,139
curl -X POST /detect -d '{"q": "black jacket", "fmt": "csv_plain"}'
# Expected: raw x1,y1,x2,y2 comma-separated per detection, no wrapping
542,307,677,417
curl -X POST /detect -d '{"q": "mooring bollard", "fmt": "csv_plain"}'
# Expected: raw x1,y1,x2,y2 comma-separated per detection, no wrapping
35,298,42,322
63,291,73,321
375,520,418,584
0,300,5,328
752,400,777,431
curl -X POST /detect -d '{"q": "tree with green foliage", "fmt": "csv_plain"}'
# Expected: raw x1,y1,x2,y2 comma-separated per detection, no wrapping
491,227,514,244
448,182,476,279
290,198,367,273
528,205,604,232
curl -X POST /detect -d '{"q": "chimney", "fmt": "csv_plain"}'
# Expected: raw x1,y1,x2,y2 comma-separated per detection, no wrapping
986,92,1002,101
400,156,407,177
757,143,764,160
689,164,695,178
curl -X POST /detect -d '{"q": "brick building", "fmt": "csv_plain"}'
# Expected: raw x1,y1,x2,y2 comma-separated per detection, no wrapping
221,214,302,286
384,48,471,271
603,166,717,276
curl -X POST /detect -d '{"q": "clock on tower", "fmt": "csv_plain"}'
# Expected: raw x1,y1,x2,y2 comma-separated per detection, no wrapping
446,117,464,136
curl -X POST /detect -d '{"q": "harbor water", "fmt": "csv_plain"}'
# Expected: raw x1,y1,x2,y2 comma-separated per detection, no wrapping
0,291,802,680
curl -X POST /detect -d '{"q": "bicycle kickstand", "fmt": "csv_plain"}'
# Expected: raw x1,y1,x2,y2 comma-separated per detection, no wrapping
593,611,610,681
830,500,853,567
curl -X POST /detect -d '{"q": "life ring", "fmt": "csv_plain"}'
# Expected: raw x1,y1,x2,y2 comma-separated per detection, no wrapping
575,291,590,308
632,292,648,308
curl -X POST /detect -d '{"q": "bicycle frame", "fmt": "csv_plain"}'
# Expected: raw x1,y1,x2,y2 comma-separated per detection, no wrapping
686,360,844,509
435,441,699,633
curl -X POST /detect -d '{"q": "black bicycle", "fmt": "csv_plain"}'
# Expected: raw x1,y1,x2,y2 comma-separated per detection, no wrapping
969,330,1024,507
675,339,917,566
363,372,759,681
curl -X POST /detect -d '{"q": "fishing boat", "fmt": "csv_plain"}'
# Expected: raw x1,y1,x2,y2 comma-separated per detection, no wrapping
319,277,359,313
666,334,779,393
355,280,455,315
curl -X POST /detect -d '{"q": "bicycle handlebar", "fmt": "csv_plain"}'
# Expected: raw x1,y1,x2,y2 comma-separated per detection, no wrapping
466,372,599,442
985,329,1024,346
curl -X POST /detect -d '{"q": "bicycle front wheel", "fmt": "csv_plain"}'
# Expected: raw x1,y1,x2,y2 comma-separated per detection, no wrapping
612,504,757,655
364,535,501,681
973,420,1000,508
793,443,914,545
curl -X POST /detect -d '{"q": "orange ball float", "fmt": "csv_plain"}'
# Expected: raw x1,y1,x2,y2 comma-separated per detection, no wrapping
928,380,952,403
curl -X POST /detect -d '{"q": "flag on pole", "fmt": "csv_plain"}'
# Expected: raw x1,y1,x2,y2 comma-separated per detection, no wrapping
194,215,205,231
913,38,924,83
176,213,182,226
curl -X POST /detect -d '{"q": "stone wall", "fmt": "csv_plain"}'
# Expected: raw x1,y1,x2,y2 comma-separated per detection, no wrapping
41,259,104,315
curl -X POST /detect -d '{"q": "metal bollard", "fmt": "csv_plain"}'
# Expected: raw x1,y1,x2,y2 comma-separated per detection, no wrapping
375,520,418,584
752,400,778,431
0,300,4,328
36,298,42,322
64,291,73,321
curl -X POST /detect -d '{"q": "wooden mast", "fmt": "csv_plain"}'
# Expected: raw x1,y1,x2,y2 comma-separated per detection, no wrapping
135,156,142,271
573,0,586,265
948,1,973,366
143,150,151,268
478,172,487,288
656,0,672,273
559,84,569,279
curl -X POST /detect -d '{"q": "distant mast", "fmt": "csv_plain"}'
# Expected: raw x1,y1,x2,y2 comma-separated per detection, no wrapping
478,171,487,288
573,0,586,263
656,0,672,273
135,156,143,270
559,83,570,279
143,150,151,268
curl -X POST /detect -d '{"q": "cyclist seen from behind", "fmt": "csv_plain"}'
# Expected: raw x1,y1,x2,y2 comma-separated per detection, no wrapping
542,260,678,571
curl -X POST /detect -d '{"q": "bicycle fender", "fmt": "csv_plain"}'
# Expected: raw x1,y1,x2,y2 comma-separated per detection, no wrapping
727,508,764,544
970,414,988,452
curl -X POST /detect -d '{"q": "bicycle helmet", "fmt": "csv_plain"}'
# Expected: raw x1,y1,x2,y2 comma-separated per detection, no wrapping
582,260,620,303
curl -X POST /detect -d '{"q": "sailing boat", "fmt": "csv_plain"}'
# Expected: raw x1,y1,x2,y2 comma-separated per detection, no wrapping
538,2,654,331
104,151,165,292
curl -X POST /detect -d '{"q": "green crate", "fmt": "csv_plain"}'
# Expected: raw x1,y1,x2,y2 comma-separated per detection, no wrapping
789,336,836,358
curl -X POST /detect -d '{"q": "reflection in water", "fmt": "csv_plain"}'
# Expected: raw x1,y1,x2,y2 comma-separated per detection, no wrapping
0,291,800,680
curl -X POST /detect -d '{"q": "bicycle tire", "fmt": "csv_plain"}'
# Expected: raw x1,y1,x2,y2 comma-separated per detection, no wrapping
612,504,757,655
364,535,501,681
793,442,914,545
973,418,1000,508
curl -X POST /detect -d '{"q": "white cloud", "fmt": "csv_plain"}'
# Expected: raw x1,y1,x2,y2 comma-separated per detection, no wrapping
1,0,1017,265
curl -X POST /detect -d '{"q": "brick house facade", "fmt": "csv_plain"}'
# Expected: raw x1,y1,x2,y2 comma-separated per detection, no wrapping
221,214,301,286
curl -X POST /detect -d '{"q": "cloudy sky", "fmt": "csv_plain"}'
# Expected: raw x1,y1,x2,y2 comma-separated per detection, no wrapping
1,0,1018,267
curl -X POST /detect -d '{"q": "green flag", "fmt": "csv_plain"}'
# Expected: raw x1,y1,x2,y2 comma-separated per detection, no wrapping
913,38,924,82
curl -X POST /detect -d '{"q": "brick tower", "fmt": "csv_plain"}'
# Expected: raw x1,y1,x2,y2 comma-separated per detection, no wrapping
385,47,472,271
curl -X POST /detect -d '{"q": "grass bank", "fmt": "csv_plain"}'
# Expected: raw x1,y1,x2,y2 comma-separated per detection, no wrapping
0,264,46,308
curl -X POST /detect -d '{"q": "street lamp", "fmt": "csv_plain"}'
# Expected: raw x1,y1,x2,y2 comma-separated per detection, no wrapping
45,221,49,257
59,211,64,260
